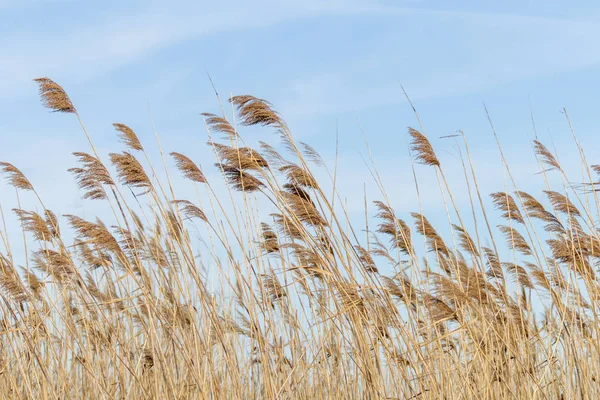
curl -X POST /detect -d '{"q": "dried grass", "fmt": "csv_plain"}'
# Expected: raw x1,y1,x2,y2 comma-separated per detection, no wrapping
0,81,596,399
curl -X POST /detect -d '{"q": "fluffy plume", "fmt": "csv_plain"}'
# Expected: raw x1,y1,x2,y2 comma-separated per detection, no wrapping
355,245,378,273
281,190,327,227
145,236,170,268
483,247,503,280
69,152,114,200
75,240,112,270
65,215,124,262
13,209,57,242
172,200,207,222
230,95,282,127
34,77,75,113
33,249,77,285
334,282,365,314
534,140,561,171
213,144,268,171
453,224,479,257
411,213,449,257
490,192,524,224
69,166,107,200
422,293,457,323
116,227,145,260
526,262,550,291
370,236,398,266
114,123,143,151
217,164,263,192
45,210,60,238
503,263,534,289
202,113,237,139
271,213,304,240
261,274,286,305
71,153,113,185
374,201,412,255
515,191,564,233
0,257,29,303
109,152,151,190
85,272,111,304
22,267,44,300
284,243,326,278
547,236,596,279
259,141,288,167
165,210,183,243
300,142,325,166
280,164,318,188
409,128,440,167
0,162,34,190
260,223,280,254
498,225,532,256
283,183,313,203
171,152,206,183
382,276,405,302
544,190,581,218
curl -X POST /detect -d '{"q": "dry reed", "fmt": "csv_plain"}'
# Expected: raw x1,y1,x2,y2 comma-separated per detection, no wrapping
0,77,597,399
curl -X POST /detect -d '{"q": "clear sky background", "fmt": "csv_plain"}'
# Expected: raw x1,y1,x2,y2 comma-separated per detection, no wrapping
1,0,600,262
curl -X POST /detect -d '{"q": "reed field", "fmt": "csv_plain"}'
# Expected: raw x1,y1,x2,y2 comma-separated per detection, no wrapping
0,77,599,399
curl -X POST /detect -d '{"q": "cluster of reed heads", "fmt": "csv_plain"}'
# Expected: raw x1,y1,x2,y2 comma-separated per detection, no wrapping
0,77,599,399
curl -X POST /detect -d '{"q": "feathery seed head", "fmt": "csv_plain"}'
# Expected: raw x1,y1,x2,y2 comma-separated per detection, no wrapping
0,162,34,191
230,95,282,127
34,77,75,113
114,123,143,151
109,152,151,190
409,128,440,167
171,152,206,183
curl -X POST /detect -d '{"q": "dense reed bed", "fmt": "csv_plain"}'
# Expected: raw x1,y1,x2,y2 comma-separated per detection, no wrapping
0,77,599,399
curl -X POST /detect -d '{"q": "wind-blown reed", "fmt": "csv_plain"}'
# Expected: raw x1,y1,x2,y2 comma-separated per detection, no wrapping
0,77,597,399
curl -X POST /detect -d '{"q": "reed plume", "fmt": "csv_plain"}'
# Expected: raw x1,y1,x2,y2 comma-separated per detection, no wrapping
34,77,75,113
69,152,114,200
498,225,532,256
171,152,206,183
13,209,57,242
202,113,238,139
0,83,599,400
109,152,151,190
411,212,449,257
172,200,207,222
544,190,581,217
230,95,282,127
534,140,561,170
218,164,263,192
0,162,34,190
490,192,524,224
374,201,412,255
114,123,143,151
409,128,440,166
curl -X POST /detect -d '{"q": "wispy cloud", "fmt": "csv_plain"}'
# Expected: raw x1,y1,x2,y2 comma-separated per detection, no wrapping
0,0,383,95
277,10,600,118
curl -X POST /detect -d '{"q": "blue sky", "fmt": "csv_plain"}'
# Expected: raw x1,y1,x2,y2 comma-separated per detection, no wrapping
2,0,600,259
